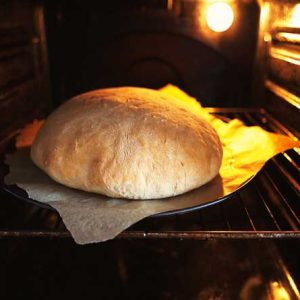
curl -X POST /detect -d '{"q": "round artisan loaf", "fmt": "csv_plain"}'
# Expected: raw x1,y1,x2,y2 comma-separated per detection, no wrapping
31,87,222,199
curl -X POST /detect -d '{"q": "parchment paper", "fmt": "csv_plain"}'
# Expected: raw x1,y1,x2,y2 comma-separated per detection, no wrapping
4,86,300,244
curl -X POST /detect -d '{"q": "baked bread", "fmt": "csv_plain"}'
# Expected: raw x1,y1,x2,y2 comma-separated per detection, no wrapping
31,87,222,199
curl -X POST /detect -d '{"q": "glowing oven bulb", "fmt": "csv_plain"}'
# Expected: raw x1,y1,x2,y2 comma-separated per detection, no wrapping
206,2,234,32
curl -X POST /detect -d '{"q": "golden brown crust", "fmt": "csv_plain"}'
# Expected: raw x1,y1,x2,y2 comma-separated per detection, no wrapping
31,87,222,199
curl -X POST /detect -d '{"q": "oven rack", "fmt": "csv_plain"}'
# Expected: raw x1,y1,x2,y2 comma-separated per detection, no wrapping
0,108,299,239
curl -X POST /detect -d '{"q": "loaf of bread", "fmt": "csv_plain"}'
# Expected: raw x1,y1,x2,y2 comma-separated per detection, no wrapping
31,87,222,199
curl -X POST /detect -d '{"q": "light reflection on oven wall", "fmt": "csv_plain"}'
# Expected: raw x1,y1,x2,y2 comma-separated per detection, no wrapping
290,4,300,27
257,1,300,45
269,2,300,29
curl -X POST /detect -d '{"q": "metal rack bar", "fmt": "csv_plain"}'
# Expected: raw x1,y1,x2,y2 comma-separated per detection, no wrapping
0,109,299,239
271,158,300,197
262,170,300,229
0,230,300,239
238,196,257,231
253,182,282,231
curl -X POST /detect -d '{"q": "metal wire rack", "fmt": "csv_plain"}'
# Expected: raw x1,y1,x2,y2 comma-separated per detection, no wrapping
0,108,299,239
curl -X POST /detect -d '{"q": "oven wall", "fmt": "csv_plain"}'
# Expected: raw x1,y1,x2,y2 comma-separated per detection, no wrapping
0,0,51,142
254,0,300,136
45,0,259,107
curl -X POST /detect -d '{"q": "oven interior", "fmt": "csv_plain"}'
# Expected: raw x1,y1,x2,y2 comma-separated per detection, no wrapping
0,0,300,299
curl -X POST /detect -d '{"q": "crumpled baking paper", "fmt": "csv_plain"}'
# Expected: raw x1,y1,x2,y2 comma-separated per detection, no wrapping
4,85,300,244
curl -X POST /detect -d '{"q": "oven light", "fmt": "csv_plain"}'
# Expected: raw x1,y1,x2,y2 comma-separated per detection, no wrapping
206,2,234,32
